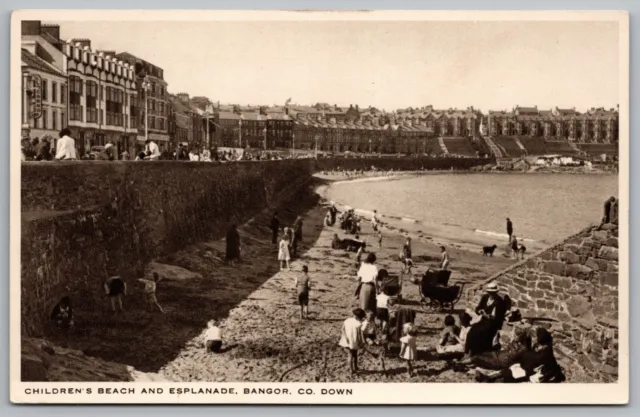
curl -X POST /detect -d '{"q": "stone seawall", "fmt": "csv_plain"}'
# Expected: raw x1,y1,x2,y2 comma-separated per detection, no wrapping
313,156,492,172
21,160,313,337
467,220,619,382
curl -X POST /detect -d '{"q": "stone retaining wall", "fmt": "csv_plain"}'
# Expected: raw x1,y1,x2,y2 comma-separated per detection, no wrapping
21,160,313,337
313,156,492,172
467,213,619,382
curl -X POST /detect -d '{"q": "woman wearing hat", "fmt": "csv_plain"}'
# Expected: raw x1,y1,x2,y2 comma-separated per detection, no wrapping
463,282,508,359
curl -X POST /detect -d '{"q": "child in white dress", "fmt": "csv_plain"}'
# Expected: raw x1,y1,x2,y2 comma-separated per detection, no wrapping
278,235,291,271
399,323,418,377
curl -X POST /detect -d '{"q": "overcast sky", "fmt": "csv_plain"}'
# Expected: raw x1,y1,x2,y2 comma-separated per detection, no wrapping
55,20,620,112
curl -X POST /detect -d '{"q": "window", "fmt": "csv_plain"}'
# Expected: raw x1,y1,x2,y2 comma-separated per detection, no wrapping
41,79,48,101
69,76,83,121
60,111,66,127
52,81,57,103
43,108,48,129
61,84,67,104
106,87,124,126
86,81,98,123
52,110,57,131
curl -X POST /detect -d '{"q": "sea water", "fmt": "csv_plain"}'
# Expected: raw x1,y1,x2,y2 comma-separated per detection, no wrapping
326,173,618,248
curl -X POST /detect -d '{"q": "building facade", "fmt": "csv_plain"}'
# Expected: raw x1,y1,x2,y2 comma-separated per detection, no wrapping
487,106,619,143
61,39,139,157
116,52,170,152
22,21,140,157
20,46,68,142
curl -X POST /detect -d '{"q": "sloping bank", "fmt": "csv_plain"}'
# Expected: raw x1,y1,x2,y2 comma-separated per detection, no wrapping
21,160,313,339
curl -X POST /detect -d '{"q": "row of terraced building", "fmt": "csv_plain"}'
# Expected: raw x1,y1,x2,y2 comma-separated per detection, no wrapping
257,104,619,158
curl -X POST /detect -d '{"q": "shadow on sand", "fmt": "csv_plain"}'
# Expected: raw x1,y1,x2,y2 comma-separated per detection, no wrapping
43,180,331,373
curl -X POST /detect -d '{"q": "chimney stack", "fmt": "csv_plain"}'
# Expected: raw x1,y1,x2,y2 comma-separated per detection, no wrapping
41,24,61,42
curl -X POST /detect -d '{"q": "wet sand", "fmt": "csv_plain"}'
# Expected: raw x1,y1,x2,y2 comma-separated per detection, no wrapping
46,176,587,382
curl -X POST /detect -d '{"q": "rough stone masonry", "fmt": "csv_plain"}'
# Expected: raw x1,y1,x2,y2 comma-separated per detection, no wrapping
468,198,620,382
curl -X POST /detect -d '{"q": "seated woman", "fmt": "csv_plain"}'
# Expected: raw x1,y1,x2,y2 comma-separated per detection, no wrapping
475,327,565,383
462,283,507,360
331,234,344,250
471,323,532,371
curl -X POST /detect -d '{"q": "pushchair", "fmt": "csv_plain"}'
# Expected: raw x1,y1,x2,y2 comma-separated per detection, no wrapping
377,269,404,303
419,269,464,312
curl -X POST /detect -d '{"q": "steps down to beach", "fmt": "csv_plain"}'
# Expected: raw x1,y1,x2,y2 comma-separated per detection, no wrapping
483,136,503,158
438,137,449,154
568,141,588,157
514,137,527,154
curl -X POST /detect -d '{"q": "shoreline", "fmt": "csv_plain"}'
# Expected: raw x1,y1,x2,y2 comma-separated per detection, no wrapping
317,176,549,254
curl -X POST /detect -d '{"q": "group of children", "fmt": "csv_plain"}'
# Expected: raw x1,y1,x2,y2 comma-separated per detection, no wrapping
339,307,418,377
103,272,165,314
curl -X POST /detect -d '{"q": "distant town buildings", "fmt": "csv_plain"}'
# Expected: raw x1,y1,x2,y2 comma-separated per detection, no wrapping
20,20,620,159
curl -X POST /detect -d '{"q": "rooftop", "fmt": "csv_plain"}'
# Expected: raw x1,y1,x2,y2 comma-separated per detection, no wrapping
21,48,65,77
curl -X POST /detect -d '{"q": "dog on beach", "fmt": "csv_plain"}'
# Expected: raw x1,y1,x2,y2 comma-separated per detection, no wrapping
517,245,527,259
482,245,498,257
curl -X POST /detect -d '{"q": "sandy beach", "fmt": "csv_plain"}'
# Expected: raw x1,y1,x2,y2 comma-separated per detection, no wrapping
42,176,593,383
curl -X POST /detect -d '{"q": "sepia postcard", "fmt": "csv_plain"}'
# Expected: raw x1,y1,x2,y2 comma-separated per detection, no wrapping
10,9,629,404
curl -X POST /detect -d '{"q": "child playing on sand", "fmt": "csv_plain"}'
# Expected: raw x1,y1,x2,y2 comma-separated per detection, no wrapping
339,308,366,374
104,276,127,312
204,320,223,353
399,323,418,377
138,272,165,314
361,310,378,345
376,289,390,335
436,314,464,354
377,230,383,248
294,265,312,319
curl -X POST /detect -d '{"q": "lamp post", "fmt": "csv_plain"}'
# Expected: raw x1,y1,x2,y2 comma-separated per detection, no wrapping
291,132,295,157
141,76,151,143
314,134,319,159
263,127,267,150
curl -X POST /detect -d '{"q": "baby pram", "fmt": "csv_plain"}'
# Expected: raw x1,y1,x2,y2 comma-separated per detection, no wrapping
377,269,404,303
419,269,465,312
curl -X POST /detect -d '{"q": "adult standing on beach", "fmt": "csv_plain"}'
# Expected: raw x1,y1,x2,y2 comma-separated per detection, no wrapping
371,210,380,232
440,246,450,271
292,215,303,257
356,253,378,312
226,224,241,266
270,212,280,245
295,265,312,319
506,218,514,243
329,205,338,226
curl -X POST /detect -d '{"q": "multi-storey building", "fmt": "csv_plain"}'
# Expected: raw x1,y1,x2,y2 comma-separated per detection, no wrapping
486,105,618,144
266,113,293,149
61,39,138,157
116,52,170,152
216,111,242,148
20,44,67,142
240,112,268,149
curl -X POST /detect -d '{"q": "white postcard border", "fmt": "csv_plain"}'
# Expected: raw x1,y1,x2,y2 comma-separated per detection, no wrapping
9,9,630,405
